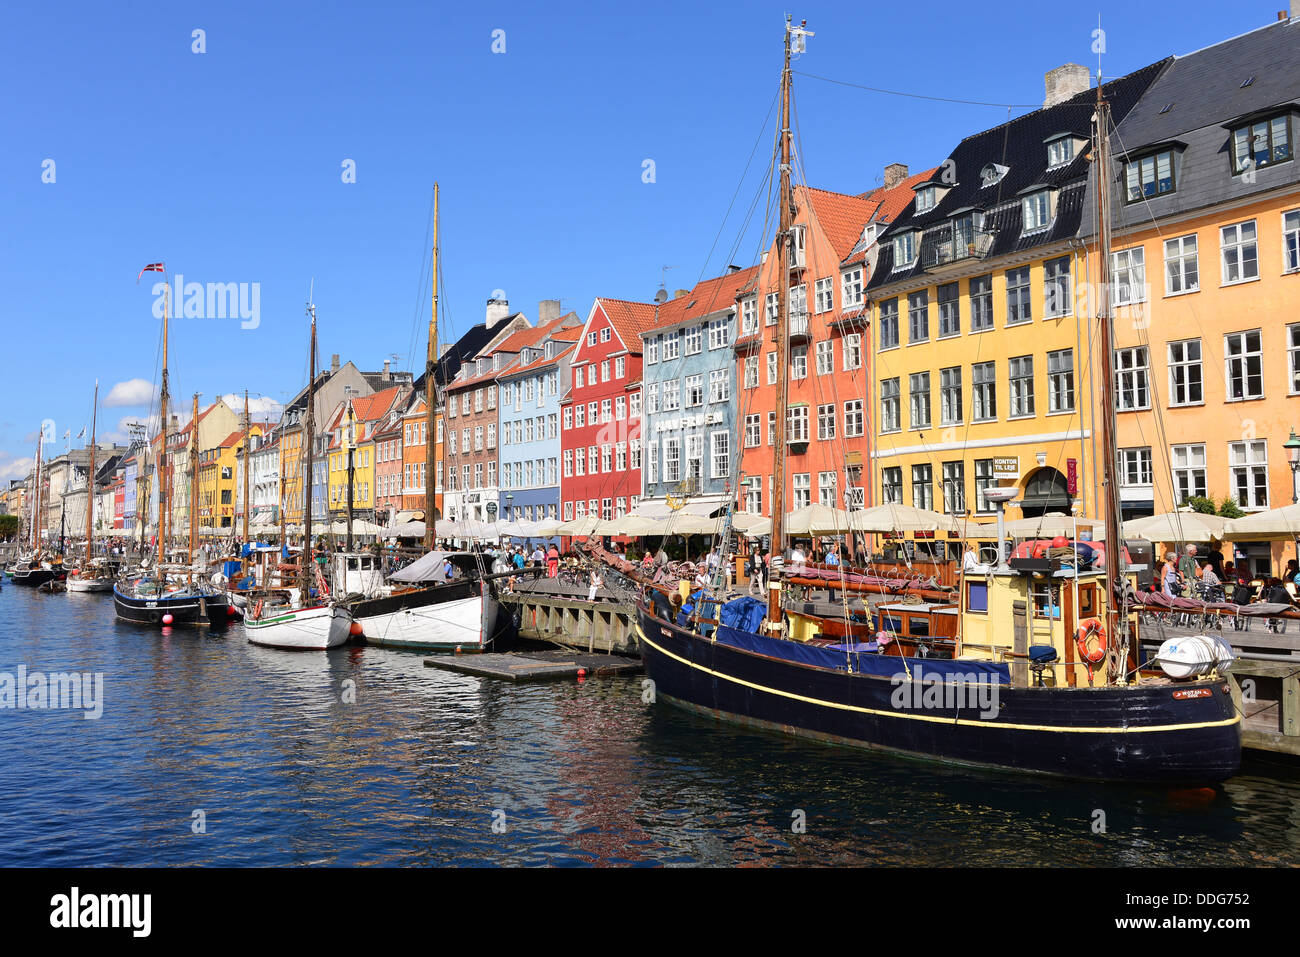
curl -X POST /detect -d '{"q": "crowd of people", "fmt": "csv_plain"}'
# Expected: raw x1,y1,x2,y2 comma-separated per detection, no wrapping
1153,542,1299,608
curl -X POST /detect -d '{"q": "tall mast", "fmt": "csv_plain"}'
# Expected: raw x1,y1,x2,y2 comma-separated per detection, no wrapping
1093,84,1127,680
32,428,43,554
242,390,251,545
85,381,98,566
424,183,440,552
159,281,170,559
189,392,199,586
767,18,799,624
346,401,355,553
304,292,318,595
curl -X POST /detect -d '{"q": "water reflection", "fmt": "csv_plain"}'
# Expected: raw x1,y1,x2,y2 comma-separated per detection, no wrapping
0,587,1296,866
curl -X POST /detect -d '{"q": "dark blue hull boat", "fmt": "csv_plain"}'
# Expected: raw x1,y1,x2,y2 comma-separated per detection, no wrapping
635,605,1241,785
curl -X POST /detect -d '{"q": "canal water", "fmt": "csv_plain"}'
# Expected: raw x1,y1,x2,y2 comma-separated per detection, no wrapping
1,586,1297,867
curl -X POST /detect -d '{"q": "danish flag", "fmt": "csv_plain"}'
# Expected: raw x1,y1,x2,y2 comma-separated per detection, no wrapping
137,262,166,282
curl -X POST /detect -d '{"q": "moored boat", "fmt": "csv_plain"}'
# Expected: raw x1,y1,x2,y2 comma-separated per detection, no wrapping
243,592,353,649
628,20,1241,786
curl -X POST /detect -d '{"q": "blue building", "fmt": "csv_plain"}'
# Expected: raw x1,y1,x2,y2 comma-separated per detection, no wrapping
496,314,582,535
638,266,758,515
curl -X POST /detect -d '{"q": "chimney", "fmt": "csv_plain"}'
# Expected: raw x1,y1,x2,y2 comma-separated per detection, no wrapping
674,289,690,299
538,299,561,324
1044,64,1090,108
883,163,909,190
382,359,391,381
727,264,742,273
330,354,340,374
486,298,510,326
1280,9,1289,20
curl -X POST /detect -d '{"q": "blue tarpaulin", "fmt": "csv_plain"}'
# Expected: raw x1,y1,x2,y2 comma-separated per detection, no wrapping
715,625,1011,683
720,596,767,634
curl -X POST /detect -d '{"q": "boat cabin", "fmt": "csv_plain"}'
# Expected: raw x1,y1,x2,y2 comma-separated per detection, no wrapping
330,552,385,598
958,562,1136,688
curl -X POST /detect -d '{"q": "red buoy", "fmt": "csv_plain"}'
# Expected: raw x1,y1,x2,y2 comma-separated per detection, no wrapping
349,621,364,637
577,667,587,679
161,613,174,626
227,605,237,617
1051,536,1068,549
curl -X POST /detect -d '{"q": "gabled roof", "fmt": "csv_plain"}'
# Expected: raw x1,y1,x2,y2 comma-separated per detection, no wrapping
869,57,1171,289
349,385,407,423
802,186,886,261
642,265,761,334
1087,19,1300,236
841,169,941,266
589,298,660,354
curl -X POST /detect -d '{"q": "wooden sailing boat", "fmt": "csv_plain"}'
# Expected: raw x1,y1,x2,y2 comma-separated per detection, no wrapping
114,266,231,626
334,184,504,652
243,289,353,649
631,19,1240,784
12,427,62,588
67,381,115,593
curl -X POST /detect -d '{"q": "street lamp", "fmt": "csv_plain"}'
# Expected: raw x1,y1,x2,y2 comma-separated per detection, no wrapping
506,492,513,522
1285,429,1300,505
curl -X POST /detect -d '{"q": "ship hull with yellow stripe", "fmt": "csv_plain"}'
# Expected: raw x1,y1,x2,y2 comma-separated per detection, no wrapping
636,607,1241,784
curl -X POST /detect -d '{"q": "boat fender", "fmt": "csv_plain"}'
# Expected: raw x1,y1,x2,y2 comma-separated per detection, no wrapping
1075,617,1108,665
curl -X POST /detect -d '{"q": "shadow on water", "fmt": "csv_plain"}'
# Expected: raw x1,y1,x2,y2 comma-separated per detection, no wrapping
0,586,1296,865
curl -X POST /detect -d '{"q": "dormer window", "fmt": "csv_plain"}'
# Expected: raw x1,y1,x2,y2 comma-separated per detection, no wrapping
545,341,556,359
1045,134,1077,169
892,231,917,268
914,186,938,214
1124,149,1175,202
980,163,1009,188
1022,190,1052,232
492,354,501,371
1232,114,1292,174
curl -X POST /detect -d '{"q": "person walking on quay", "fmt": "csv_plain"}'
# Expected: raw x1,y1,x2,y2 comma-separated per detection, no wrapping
546,544,559,578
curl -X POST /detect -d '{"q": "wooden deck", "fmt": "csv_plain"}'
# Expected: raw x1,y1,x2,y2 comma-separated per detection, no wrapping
423,650,643,683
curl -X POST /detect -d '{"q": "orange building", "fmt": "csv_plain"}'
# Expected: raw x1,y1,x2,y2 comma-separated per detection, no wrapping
733,171,933,521
1085,19,1300,575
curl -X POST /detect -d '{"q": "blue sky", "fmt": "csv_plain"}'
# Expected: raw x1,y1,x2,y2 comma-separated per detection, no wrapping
0,0,1273,481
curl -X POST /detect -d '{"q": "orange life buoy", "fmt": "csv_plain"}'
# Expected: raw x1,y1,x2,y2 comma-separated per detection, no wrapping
252,599,263,618
1075,617,1108,665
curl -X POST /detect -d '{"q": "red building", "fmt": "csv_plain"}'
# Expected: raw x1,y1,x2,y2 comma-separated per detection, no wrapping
559,298,655,525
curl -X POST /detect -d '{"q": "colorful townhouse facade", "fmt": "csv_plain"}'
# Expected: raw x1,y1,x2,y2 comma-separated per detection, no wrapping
865,62,1168,528
732,173,933,522
1082,17,1300,573
640,266,759,514
497,311,582,527
324,385,407,525
560,298,652,523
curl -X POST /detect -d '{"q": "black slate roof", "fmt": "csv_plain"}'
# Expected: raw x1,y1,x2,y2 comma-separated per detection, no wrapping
1083,19,1300,236
869,57,1171,290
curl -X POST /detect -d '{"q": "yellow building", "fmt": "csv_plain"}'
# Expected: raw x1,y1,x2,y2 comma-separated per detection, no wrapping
198,425,264,538
867,62,1169,534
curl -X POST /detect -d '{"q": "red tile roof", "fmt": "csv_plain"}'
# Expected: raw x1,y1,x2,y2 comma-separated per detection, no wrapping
841,168,940,265
643,265,760,334
594,298,665,351
349,385,406,423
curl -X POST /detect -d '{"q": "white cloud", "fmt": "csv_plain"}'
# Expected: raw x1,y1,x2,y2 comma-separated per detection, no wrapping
219,394,283,423
104,378,158,408
0,455,34,482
